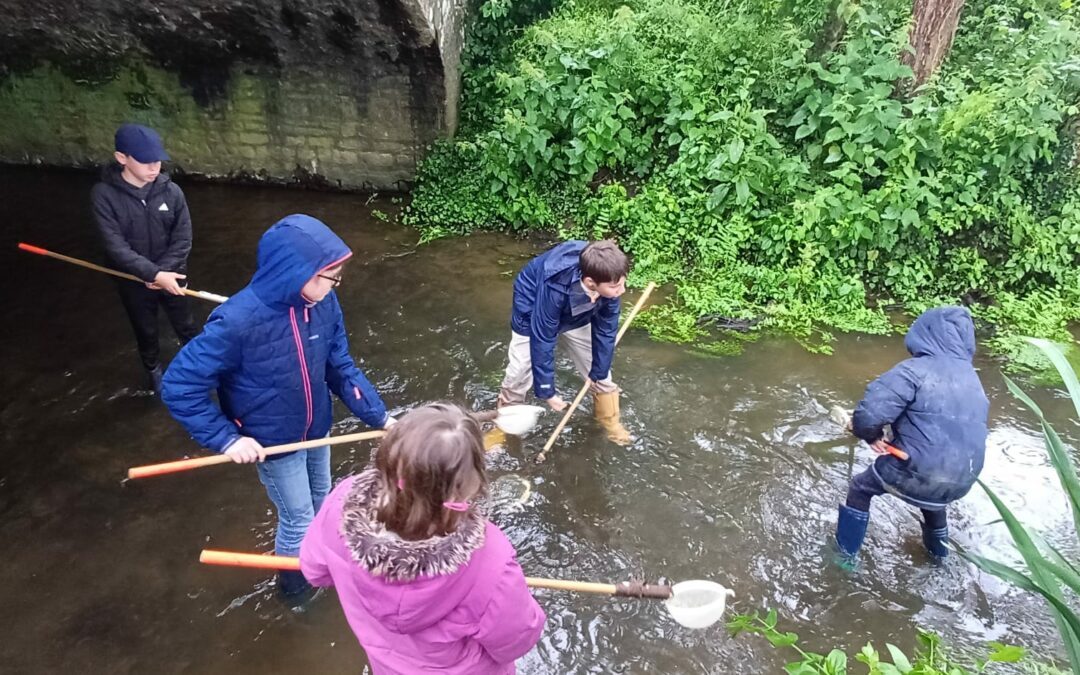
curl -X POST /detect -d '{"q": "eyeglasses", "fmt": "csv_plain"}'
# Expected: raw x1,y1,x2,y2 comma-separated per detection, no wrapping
317,274,343,287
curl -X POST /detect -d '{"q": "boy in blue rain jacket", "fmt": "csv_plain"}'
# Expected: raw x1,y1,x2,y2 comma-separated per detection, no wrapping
498,240,631,444
162,214,395,598
836,306,989,561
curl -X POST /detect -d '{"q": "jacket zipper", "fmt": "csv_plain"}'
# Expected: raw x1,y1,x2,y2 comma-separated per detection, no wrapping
289,307,314,441
116,179,158,268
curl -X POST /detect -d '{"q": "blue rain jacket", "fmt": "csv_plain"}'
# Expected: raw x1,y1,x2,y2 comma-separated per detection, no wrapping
162,215,388,456
510,241,620,399
853,306,989,508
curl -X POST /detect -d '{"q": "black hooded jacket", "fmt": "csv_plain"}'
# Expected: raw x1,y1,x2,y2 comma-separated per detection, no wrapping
90,165,192,282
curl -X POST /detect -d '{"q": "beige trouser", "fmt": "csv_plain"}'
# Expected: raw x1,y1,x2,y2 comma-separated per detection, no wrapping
498,324,618,405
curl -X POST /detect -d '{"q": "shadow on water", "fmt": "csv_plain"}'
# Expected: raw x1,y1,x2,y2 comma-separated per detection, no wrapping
1,165,1078,673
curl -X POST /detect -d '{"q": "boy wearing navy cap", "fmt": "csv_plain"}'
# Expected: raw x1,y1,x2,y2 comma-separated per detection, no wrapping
91,123,198,393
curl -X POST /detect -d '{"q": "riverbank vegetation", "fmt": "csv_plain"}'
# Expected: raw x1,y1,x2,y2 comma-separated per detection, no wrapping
405,0,1078,366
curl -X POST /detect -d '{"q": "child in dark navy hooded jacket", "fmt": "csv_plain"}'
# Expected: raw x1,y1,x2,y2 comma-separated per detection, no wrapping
836,306,989,562
162,214,395,598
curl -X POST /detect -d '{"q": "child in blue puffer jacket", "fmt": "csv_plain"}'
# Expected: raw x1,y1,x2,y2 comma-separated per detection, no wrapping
836,306,989,562
162,214,396,598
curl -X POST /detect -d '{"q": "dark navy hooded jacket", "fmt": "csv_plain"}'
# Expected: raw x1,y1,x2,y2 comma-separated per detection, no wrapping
511,241,620,399
853,306,989,507
162,215,388,455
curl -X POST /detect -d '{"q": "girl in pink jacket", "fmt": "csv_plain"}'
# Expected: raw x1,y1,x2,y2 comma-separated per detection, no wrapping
299,402,546,674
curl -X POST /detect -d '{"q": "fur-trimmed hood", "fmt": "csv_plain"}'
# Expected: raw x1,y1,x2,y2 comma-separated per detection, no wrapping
341,469,486,583
320,471,494,635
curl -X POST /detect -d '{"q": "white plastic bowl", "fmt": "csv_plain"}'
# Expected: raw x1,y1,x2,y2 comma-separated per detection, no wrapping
665,580,734,629
493,405,545,436
492,405,544,435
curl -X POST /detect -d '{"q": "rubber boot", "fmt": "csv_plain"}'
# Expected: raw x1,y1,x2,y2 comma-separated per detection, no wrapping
146,364,164,396
593,391,632,445
277,570,312,598
836,504,870,561
483,428,507,452
921,523,949,561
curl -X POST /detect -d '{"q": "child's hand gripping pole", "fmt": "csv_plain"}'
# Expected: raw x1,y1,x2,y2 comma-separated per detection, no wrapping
18,243,229,304
874,440,910,461
536,281,657,463
828,405,909,460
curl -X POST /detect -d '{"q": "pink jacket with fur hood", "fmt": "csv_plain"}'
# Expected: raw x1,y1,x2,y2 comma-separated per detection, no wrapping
299,471,546,674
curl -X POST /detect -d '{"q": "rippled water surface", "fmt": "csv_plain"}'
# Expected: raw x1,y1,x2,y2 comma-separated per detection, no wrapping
2,166,1078,673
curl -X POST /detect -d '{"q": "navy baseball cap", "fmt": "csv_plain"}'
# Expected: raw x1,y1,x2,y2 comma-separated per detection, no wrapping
115,124,170,163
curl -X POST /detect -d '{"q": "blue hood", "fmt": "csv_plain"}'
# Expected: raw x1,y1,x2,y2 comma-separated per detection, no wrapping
251,214,352,308
542,241,585,283
904,306,976,360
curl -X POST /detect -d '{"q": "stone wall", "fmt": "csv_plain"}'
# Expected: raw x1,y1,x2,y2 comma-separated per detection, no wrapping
0,0,467,190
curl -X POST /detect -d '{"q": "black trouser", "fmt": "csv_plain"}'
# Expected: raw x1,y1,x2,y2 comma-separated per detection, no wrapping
115,279,198,372
846,466,948,530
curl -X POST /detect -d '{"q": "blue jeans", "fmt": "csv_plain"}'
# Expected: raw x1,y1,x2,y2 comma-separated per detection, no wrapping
256,446,331,556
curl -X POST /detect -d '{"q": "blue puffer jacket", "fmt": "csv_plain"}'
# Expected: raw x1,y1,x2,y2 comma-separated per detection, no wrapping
162,215,389,456
853,306,989,508
511,241,620,399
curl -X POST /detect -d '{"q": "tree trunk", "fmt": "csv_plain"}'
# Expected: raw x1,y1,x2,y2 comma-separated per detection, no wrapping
900,0,966,91
1066,112,1080,170
809,0,849,62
